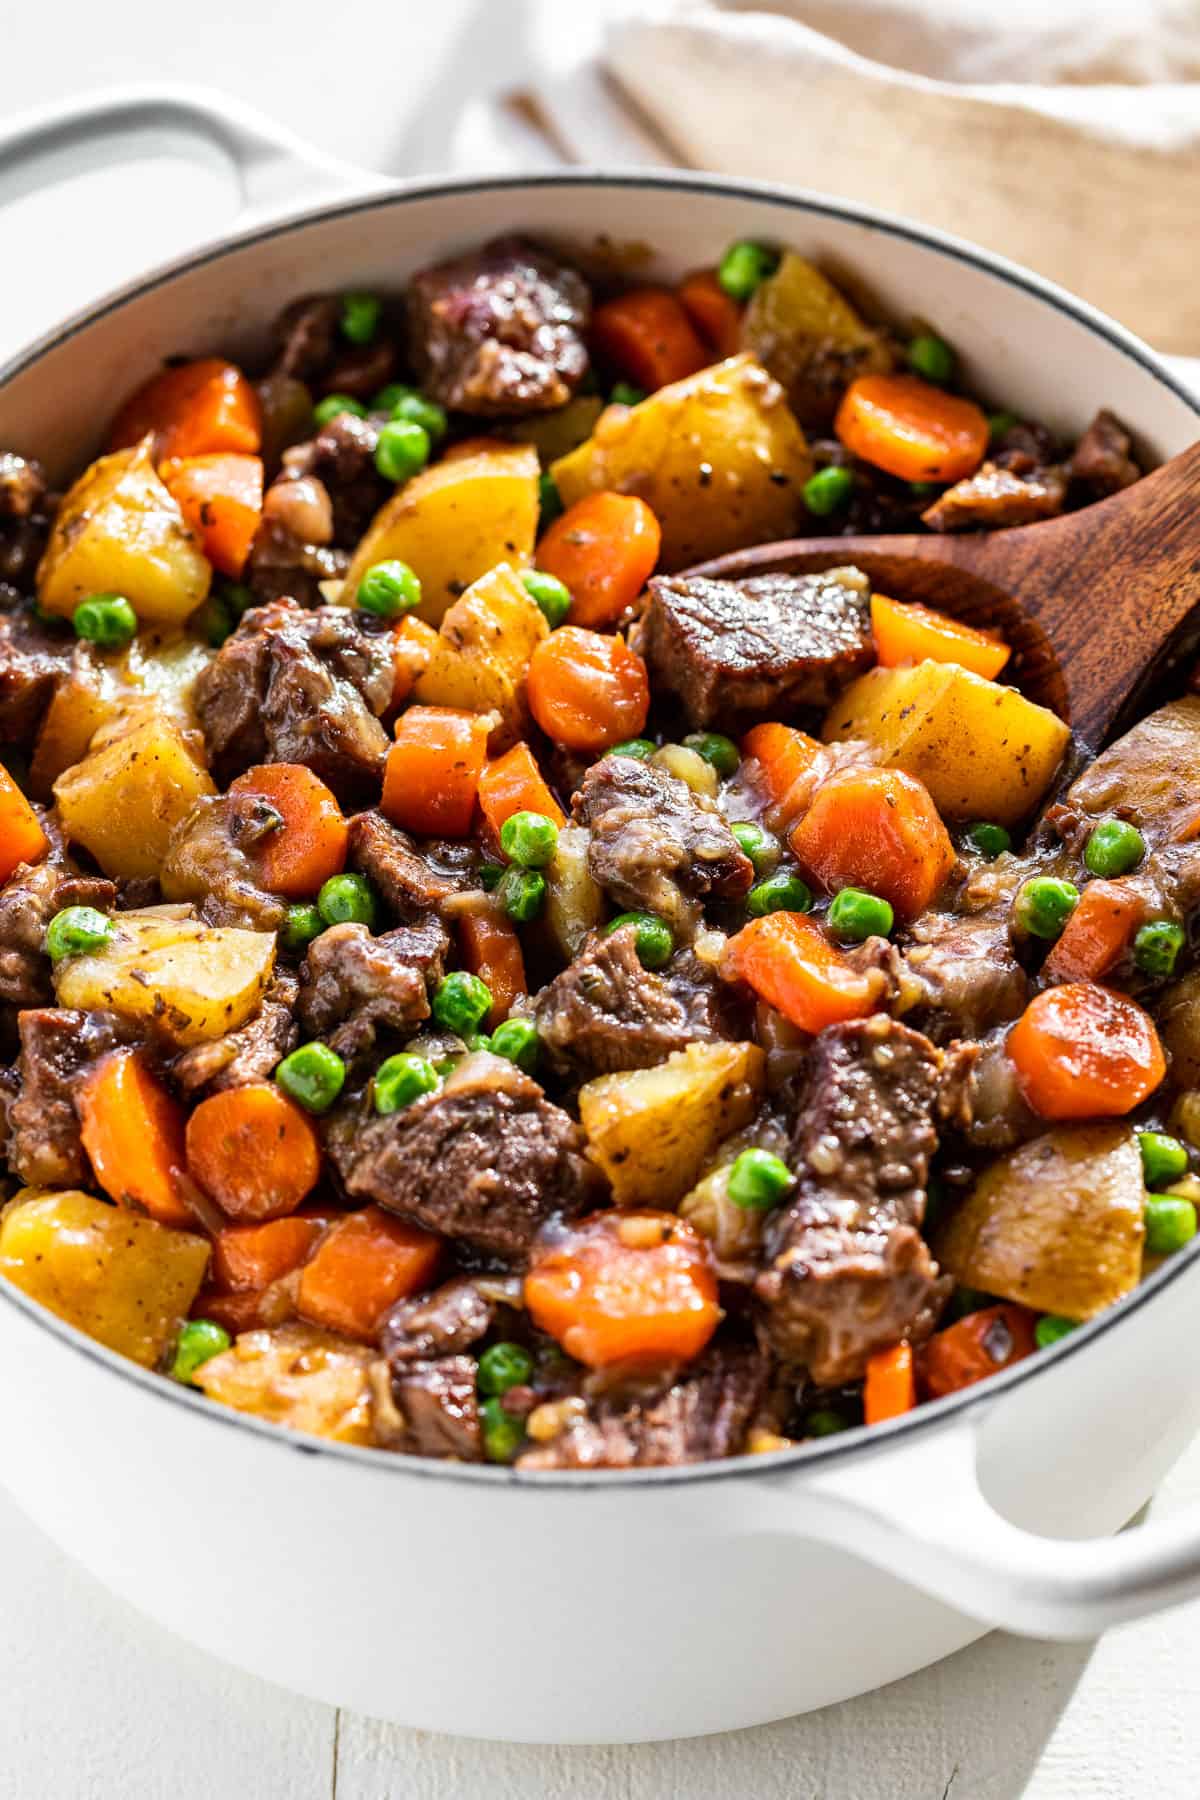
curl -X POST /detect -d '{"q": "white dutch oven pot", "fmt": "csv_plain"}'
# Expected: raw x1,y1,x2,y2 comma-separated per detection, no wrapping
2,88,1200,1746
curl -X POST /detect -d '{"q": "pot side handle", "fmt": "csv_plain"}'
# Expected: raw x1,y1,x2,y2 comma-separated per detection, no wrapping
759,1417,1200,1640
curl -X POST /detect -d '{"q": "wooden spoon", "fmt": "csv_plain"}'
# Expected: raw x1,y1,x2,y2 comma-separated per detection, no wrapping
689,440,1200,745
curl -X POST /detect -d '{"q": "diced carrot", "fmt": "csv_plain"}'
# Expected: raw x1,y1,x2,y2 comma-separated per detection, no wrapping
296,1206,442,1342
678,269,743,358
527,626,649,753
835,373,988,484
163,453,263,578
109,357,263,461
1042,881,1145,984
186,1083,321,1223
382,705,490,838
1007,982,1166,1120
0,765,49,885
78,1048,193,1228
870,594,1010,680
721,912,875,1035
740,722,823,820
591,288,710,391
790,766,956,919
536,492,661,629
390,615,439,709
477,742,566,839
919,1304,1038,1400
229,763,348,899
524,1211,720,1370
864,1342,917,1424
210,1211,333,1292
458,906,527,1028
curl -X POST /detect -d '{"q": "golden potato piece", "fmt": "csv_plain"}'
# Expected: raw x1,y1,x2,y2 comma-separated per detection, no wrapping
37,439,211,627
1160,970,1200,1091
551,354,812,571
413,562,548,746
579,1040,765,1209
0,1189,209,1368
53,703,215,879
544,825,605,961
194,1322,377,1446
55,908,275,1046
823,660,1070,825
742,252,895,426
937,1124,1145,1320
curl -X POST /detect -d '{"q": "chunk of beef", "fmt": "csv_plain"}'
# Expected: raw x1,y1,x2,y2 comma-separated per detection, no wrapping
382,1275,498,1365
337,1053,598,1261
1063,697,1200,845
518,1342,771,1470
246,467,346,608
902,907,1028,1042
172,972,299,1097
388,1356,482,1460
958,1035,1040,1151
638,568,872,730
160,792,288,931
8,1008,131,1187
1069,409,1140,498
298,918,447,1064
194,599,392,798
0,606,74,741
535,927,740,1078
921,461,1068,532
272,295,341,383
573,756,753,938
278,411,389,546
0,454,52,591
0,854,115,1009
756,1016,949,1384
348,811,477,920
406,235,590,416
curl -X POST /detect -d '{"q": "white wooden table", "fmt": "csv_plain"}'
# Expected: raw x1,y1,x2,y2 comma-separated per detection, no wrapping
4,4,1200,1791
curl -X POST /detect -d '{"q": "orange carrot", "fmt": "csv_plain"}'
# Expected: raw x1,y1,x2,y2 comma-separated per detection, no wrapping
210,1210,334,1292
721,912,875,1035
163,452,263,578
870,593,1010,680
458,906,528,1028
390,615,439,709
864,1342,916,1424
591,288,710,391
229,763,348,898
186,1084,321,1222
0,766,49,885
78,1048,193,1228
1007,982,1166,1120
527,626,649,753
919,1304,1038,1400
109,357,262,461
382,706,490,838
536,491,661,630
740,721,823,823
524,1211,720,1370
791,766,956,919
477,742,566,839
296,1205,442,1342
677,269,743,358
1042,881,1145,984
836,373,988,484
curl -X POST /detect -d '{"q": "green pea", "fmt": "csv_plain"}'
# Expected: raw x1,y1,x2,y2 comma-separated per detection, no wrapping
747,871,813,918
604,911,673,970
906,333,956,385
496,865,546,924
606,738,655,762
480,1394,525,1464
521,569,572,629
827,886,894,942
45,905,112,963
281,903,324,953
1134,919,1185,979
432,971,492,1035
340,291,382,345
221,581,255,619
806,1407,849,1438
464,1032,493,1053
610,381,646,407
73,593,137,648
317,873,378,929
1013,876,1079,940
1035,1315,1078,1351
171,1319,231,1385
682,732,740,778
489,1017,540,1075
499,809,559,868
1139,1130,1189,1191
1084,818,1145,878
391,392,448,440
987,410,1020,442
373,1052,439,1115
374,419,431,485
477,1341,534,1397
370,383,414,414
313,393,367,426
801,465,854,517
357,558,422,617
478,862,505,892
275,1041,346,1115
192,592,236,647
538,470,564,529
728,1147,793,1211
732,821,782,879
964,821,1011,860
1145,1195,1198,1257
717,240,779,301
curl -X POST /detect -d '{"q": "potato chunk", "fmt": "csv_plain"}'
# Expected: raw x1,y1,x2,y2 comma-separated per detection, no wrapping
544,824,606,960
937,1124,1145,1320
413,562,548,745
31,634,213,797
194,1322,377,1445
54,703,215,879
55,909,275,1046
0,1189,208,1368
551,354,812,571
578,1040,765,1208
37,439,212,627
742,253,895,426
342,442,540,626
823,660,1070,825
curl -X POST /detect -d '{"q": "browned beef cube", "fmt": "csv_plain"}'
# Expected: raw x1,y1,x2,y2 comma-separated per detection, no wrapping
348,811,477,920
297,918,447,1065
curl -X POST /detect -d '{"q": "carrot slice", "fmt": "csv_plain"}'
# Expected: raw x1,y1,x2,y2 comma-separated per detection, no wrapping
919,1304,1037,1399
210,1211,333,1292
458,906,527,1028
477,742,566,839
186,1083,321,1223
163,452,263,578
109,357,262,461
864,1343,916,1424
296,1206,442,1342
835,373,988,483
678,269,744,358
527,627,650,753
870,594,1010,680
78,1048,193,1228
721,911,875,1035
1007,982,1165,1120
382,706,490,838
229,763,348,899
740,722,823,822
1042,881,1145,984
591,288,710,391
390,615,439,709
536,492,661,629
790,766,956,919
0,765,49,885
